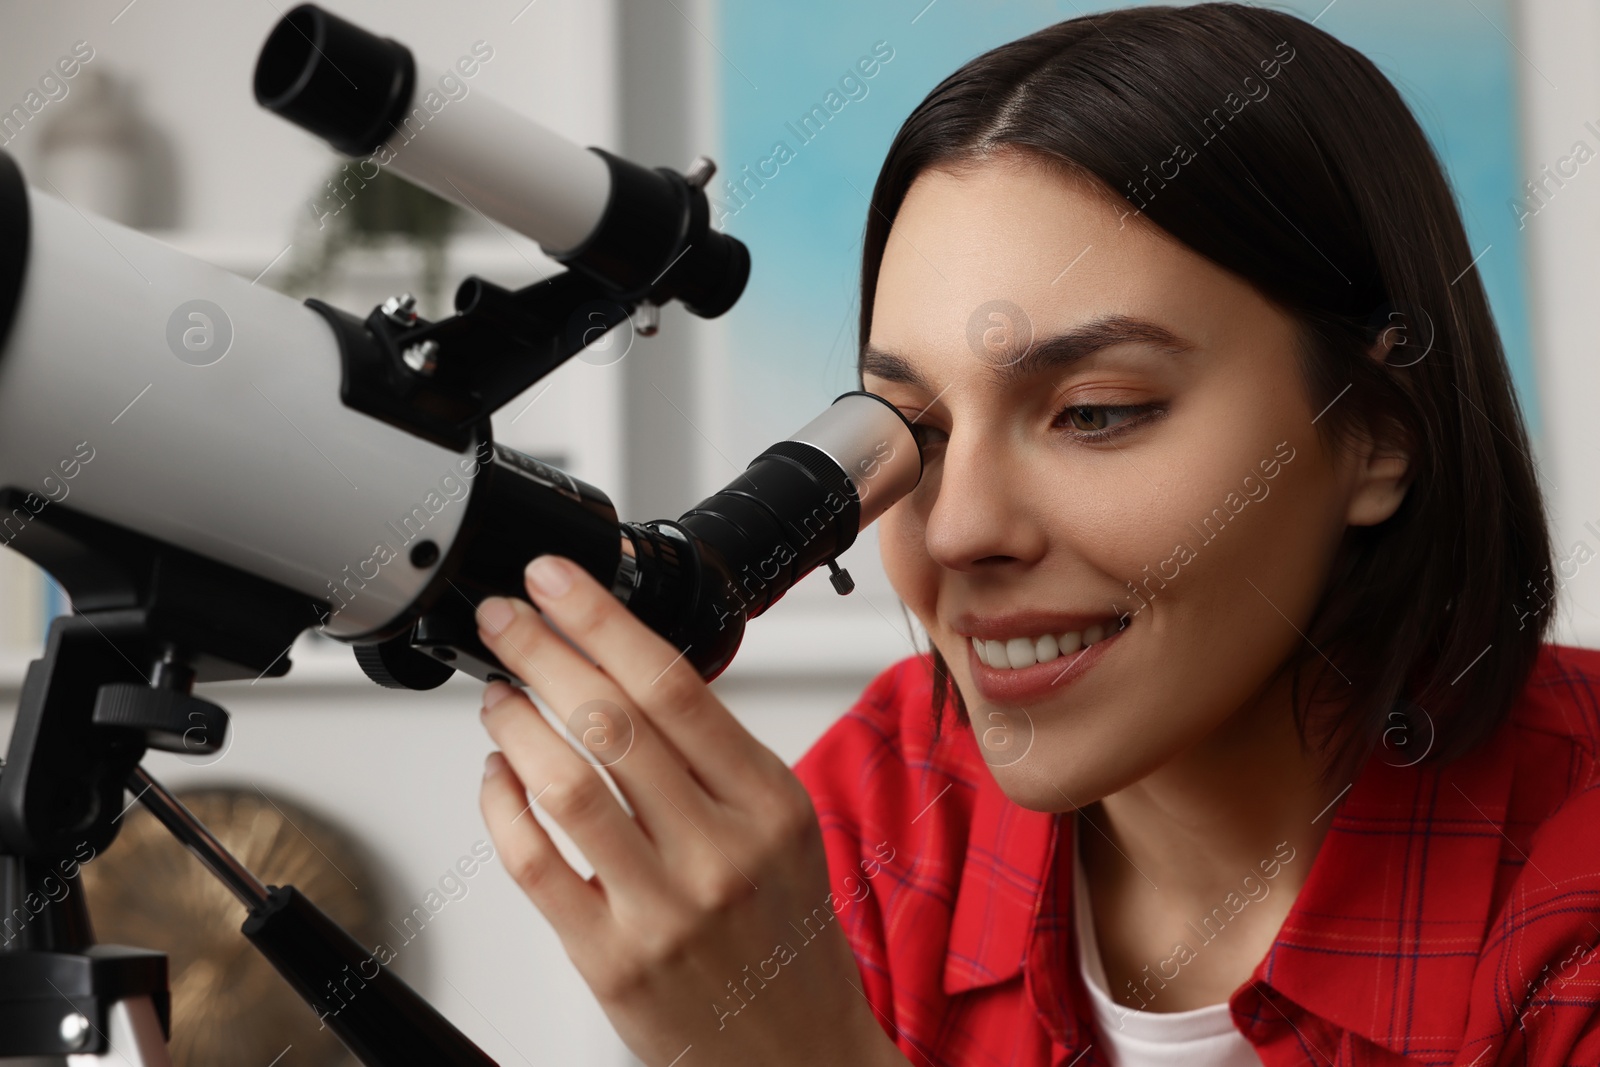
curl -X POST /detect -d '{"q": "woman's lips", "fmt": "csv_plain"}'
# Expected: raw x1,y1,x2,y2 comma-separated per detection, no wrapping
966,622,1126,704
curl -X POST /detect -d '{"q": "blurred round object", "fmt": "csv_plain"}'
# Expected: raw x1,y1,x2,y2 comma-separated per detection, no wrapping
80,787,384,1067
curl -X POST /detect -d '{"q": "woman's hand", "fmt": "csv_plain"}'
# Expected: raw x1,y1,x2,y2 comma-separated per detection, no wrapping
473,555,906,1067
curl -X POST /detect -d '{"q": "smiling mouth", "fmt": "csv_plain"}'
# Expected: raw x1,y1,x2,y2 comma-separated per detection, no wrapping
968,616,1129,671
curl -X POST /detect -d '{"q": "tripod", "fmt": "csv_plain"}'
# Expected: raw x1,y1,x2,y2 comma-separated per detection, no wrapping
0,499,499,1065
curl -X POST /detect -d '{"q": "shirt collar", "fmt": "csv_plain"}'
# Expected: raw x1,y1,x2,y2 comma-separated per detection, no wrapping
937,708,1519,1058
1243,715,1517,1057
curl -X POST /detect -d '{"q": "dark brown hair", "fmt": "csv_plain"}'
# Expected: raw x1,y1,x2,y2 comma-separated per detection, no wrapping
857,2,1554,782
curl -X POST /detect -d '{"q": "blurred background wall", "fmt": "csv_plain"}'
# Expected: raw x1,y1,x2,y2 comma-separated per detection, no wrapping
0,0,1594,1063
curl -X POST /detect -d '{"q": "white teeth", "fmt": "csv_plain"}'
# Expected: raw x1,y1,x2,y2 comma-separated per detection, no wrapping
969,620,1122,670
1005,637,1036,669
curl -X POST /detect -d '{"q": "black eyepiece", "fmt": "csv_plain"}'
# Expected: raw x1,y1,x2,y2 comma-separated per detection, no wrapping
616,392,923,679
254,3,415,157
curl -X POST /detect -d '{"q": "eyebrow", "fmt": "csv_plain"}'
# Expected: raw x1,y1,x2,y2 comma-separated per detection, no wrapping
859,313,1195,392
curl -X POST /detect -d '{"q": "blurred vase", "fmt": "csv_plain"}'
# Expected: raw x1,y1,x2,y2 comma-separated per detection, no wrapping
38,68,145,226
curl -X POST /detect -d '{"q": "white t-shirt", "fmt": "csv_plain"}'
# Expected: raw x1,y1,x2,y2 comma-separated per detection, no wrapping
1072,816,1264,1067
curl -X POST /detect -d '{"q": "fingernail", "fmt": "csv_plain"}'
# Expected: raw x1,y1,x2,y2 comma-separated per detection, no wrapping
525,555,573,599
484,752,504,779
477,597,516,632
482,680,517,712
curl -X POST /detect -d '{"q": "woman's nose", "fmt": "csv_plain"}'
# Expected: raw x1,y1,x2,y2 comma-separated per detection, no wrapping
922,432,1048,572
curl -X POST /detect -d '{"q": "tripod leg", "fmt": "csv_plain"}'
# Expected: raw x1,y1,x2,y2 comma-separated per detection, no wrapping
131,766,497,1066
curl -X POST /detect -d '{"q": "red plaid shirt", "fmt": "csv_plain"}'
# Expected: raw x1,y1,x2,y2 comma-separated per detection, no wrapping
792,644,1600,1066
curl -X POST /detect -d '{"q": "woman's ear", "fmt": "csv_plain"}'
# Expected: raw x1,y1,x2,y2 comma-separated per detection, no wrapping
1346,444,1411,526
1345,329,1413,527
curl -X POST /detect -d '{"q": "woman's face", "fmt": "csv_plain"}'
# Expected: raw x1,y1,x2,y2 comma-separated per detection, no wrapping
864,155,1406,811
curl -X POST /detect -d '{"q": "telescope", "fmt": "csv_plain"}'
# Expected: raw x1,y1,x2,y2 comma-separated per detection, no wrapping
0,4,923,1064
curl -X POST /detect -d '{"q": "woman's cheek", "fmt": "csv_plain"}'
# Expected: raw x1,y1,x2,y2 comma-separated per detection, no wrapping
1045,461,1188,604
878,505,936,619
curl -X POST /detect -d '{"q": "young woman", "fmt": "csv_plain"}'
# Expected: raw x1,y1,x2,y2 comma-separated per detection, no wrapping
470,4,1600,1065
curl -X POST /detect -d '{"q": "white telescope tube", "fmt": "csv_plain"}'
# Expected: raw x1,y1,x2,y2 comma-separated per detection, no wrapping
378,84,610,258
0,169,478,640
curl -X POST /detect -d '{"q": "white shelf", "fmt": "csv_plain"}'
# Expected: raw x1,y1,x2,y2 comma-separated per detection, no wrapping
149,229,564,290
0,632,367,695
0,604,913,695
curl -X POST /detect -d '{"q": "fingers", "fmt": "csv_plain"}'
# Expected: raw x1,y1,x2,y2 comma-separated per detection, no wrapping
478,677,667,891
475,593,720,837
479,750,607,940
508,554,788,801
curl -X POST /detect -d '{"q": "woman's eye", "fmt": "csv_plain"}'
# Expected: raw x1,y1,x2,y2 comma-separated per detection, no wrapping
910,423,948,451
1055,403,1158,438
